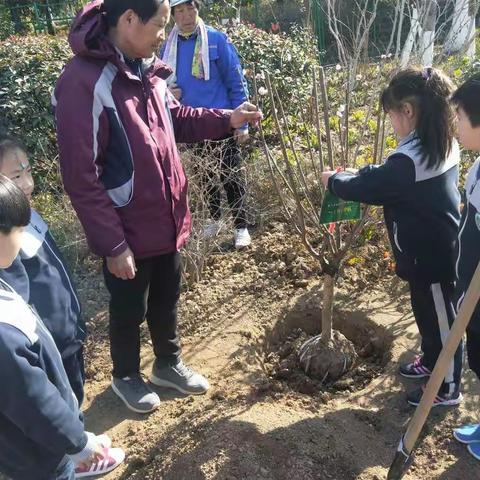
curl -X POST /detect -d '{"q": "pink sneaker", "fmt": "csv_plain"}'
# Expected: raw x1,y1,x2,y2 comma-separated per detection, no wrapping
75,447,125,478
399,356,432,379
94,434,111,448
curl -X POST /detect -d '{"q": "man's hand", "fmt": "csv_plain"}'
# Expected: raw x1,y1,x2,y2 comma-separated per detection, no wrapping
230,102,263,129
106,247,137,280
169,83,182,101
234,128,250,144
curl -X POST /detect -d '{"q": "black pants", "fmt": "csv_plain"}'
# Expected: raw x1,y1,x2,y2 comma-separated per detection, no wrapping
409,279,463,393
193,137,247,228
103,252,181,378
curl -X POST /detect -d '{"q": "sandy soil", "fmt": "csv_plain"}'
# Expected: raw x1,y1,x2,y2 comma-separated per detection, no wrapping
77,223,480,480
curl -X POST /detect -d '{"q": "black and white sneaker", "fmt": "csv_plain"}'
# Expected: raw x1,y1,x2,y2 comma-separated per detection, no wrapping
407,385,463,407
399,356,432,379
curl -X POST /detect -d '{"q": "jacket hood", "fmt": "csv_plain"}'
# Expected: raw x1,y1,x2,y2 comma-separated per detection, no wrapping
69,0,113,59
68,0,173,79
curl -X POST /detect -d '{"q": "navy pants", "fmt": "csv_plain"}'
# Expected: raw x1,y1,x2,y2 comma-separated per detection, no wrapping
1,456,76,480
63,347,85,406
409,279,463,393
53,457,75,480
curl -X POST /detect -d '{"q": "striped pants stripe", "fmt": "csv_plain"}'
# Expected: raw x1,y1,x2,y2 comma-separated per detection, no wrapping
409,279,463,393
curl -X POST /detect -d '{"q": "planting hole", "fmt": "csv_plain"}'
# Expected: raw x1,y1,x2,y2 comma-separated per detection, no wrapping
262,291,393,397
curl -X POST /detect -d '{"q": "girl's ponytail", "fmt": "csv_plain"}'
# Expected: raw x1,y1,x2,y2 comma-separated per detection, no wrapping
381,67,455,169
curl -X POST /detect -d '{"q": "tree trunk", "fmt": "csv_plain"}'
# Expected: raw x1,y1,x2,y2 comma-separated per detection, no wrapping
466,0,477,59
299,271,357,381
401,6,421,67
420,0,436,65
321,273,334,343
394,0,407,58
444,0,476,57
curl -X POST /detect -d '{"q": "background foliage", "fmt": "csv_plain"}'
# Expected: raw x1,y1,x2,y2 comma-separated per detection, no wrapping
0,0,479,271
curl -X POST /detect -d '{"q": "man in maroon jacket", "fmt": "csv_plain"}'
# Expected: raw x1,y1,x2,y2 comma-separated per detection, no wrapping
53,0,261,414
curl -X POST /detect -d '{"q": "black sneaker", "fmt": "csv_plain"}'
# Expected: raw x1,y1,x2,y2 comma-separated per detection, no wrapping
399,356,431,379
407,385,463,407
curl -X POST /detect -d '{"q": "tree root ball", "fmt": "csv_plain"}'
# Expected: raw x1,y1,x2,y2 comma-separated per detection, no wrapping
298,330,358,382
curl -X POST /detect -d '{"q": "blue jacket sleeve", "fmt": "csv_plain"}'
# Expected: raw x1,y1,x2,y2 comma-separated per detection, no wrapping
215,32,249,110
0,257,30,304
0,326,87,456
327,154,415,206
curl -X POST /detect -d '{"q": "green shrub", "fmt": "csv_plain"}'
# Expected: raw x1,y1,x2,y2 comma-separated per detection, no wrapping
0,34,91,268
0,34,71,192
0,23,319,171
33,191,90,271
0,1,84,40
222,22,319,118
0,24,478,271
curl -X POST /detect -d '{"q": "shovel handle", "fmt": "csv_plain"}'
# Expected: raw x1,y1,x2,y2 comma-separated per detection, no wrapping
403,260,480,453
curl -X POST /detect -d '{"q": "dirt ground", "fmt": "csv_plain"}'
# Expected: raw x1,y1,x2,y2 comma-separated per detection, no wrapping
77,223,480,480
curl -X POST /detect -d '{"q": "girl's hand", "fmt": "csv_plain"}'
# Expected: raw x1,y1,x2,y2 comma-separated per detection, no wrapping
74,441,106,472
85,443,106,465
321,170,336,187
322,167,358,188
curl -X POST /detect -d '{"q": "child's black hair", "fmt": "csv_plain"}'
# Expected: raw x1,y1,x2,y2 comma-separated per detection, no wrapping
451,73,480,127
0,135,27,167
381,67,455,169
0,175,30,234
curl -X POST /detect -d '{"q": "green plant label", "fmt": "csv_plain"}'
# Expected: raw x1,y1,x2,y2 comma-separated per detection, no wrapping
319,191,361,224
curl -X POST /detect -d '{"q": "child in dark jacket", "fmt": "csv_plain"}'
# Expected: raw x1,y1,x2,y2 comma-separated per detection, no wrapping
0,175,124,480
322,67,462,406
0,136,86,404
450,75,480,460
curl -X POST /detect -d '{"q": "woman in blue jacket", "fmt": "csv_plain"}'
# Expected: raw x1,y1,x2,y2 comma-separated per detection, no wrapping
162,0,252,249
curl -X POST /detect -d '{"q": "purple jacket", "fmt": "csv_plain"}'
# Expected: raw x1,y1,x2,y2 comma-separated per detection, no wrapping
53,0,232,259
